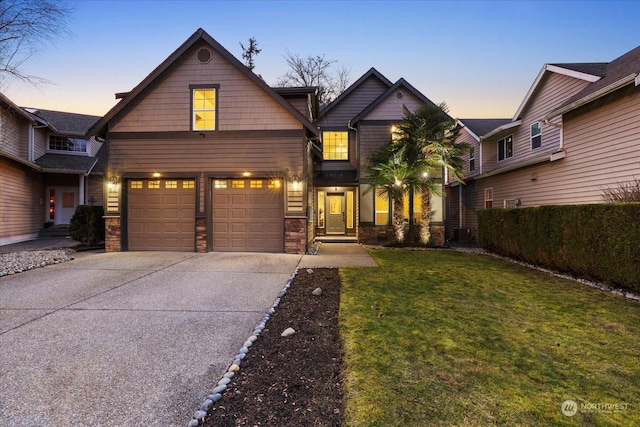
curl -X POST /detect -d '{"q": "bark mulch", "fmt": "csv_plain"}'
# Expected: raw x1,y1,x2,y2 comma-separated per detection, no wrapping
202,268,344,427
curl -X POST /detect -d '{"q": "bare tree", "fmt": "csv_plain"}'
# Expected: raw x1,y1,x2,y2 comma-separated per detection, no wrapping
240,37,261,71
0,0,72,86
276,50,351,105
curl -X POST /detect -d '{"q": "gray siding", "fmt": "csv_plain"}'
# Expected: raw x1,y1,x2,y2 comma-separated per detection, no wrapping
317,76,389,129
461,83,640,235
482,73,590,173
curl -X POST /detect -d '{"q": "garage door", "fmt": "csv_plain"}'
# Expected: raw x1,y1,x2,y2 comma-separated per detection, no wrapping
128,179,196,251
212,179,283,252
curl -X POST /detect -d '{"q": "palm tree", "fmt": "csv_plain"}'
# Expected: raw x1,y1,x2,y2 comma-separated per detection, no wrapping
363,144,412,244
395,103,468,245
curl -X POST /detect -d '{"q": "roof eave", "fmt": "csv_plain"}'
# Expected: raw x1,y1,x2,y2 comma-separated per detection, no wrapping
456,119,480,141
88,28,318,137
480,120,522,140
512,64,603,121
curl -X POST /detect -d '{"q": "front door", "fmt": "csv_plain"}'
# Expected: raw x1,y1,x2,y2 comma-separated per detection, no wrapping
326,193,345,233
48,187,77,225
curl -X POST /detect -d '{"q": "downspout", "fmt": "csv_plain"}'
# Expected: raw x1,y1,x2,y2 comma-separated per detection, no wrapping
348,119,358,179
458,184,463,229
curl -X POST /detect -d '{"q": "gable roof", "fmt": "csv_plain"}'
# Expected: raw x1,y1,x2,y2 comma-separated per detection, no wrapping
458,118,511,141
0,92,36,123
317,67,393,119
547,45,640,118
351,77,439,125
24,108,100,136
512,62,605,121
88,28,318,137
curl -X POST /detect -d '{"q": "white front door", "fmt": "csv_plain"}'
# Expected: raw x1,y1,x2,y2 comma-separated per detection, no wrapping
48,187,77,225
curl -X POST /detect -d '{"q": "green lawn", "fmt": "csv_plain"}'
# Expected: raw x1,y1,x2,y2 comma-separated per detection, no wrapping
339,249,640,426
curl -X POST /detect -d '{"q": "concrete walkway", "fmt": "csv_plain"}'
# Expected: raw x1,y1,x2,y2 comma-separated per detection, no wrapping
0,242,375,426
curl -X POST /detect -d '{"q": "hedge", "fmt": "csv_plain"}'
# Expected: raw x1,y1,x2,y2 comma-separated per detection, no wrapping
478,204,640,293
69,205,105,246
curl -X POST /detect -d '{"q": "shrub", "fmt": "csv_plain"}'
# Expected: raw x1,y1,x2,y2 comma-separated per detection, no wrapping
478,204,640,293
69,205,105,246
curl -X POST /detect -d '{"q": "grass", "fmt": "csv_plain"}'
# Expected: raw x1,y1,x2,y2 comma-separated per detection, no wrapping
339,249,640,426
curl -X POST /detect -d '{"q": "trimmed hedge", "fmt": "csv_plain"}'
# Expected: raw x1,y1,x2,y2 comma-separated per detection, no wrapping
69,205,105,246
478,204,640,293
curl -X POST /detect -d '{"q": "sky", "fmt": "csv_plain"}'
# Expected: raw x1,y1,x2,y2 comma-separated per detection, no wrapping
3,0,640,119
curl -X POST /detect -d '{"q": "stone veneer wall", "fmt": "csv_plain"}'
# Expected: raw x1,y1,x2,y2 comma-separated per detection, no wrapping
105,217,121,252
284,218,306,254
196,218,207,253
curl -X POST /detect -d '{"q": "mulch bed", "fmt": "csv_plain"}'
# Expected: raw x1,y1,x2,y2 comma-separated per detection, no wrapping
202,268,344,427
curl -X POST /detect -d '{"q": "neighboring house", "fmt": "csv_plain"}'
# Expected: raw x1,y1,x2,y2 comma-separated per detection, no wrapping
0,93,103,245
448,45,640,242
314,68,447,246
88,28,318,254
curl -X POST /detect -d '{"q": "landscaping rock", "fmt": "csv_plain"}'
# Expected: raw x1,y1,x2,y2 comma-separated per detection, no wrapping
312,287,323,296
281,327,296,337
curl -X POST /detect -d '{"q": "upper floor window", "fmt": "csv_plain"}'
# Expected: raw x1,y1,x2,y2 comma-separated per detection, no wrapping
531,122,542,149
498,135,513,161
469,146,476,171
322,131,348,160
192,87,217,130
48,135,88,153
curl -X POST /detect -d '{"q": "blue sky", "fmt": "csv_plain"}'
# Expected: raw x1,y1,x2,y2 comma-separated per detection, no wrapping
4,0,640,119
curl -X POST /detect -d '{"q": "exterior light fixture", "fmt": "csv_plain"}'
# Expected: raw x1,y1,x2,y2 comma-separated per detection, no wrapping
152,172,161,178
108,176,118,188
292,175,300,190
422,171,429,178
242,171,251,177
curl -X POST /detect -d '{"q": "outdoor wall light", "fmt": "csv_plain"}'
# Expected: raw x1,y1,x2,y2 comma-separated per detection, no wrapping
292,175,300,190
242,171,251,177
108,176,118,188
152,172,161,178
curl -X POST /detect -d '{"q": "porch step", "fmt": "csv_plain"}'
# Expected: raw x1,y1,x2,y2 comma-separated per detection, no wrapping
315,236,358,243
38,226,70,237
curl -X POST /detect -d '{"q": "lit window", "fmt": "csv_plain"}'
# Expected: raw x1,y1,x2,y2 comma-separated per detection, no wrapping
49,135,88,153
318,192,325,228
148,181,160,189
232,180,245,189
214,180,227,189
192,88,216,130
130,181,143,189
268,180,281,189
498,135,513,161
403,190,422,224
375,190,389,225
165,181,178,189
322,131,348,160
183,180,195,189
250,180,263,188
531,122,542,149
485,188,493,209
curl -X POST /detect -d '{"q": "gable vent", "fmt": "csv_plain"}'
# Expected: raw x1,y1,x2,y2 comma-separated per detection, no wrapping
196,48,212,64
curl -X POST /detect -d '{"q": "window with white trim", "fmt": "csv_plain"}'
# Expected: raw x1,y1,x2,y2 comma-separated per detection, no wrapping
469,146,476,171
531,122,542,149
48,135,88,153
498,135,513,161
322,131,348,160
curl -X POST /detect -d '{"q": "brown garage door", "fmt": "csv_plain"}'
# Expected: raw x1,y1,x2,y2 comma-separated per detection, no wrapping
128,179,196,251
212,179,283,252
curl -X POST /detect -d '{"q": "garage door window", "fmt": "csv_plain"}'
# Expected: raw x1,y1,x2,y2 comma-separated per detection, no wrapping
130,181,143,189
232,180,245,189
250,180,262,188
148,180,160,189
165,181,178,189
183,180,195,189
214,180,227,189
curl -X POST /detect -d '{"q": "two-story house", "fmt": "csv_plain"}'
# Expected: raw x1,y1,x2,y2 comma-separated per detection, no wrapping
448,45,640,242
88,28,318,254
0,93,103,245
314,68,446,246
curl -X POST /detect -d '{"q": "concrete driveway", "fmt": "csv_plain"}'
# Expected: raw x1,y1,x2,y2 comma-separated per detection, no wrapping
0,244,377,427
0,251,305,427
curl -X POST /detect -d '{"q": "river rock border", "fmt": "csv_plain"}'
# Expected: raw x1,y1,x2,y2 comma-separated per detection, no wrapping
186,267,299,427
